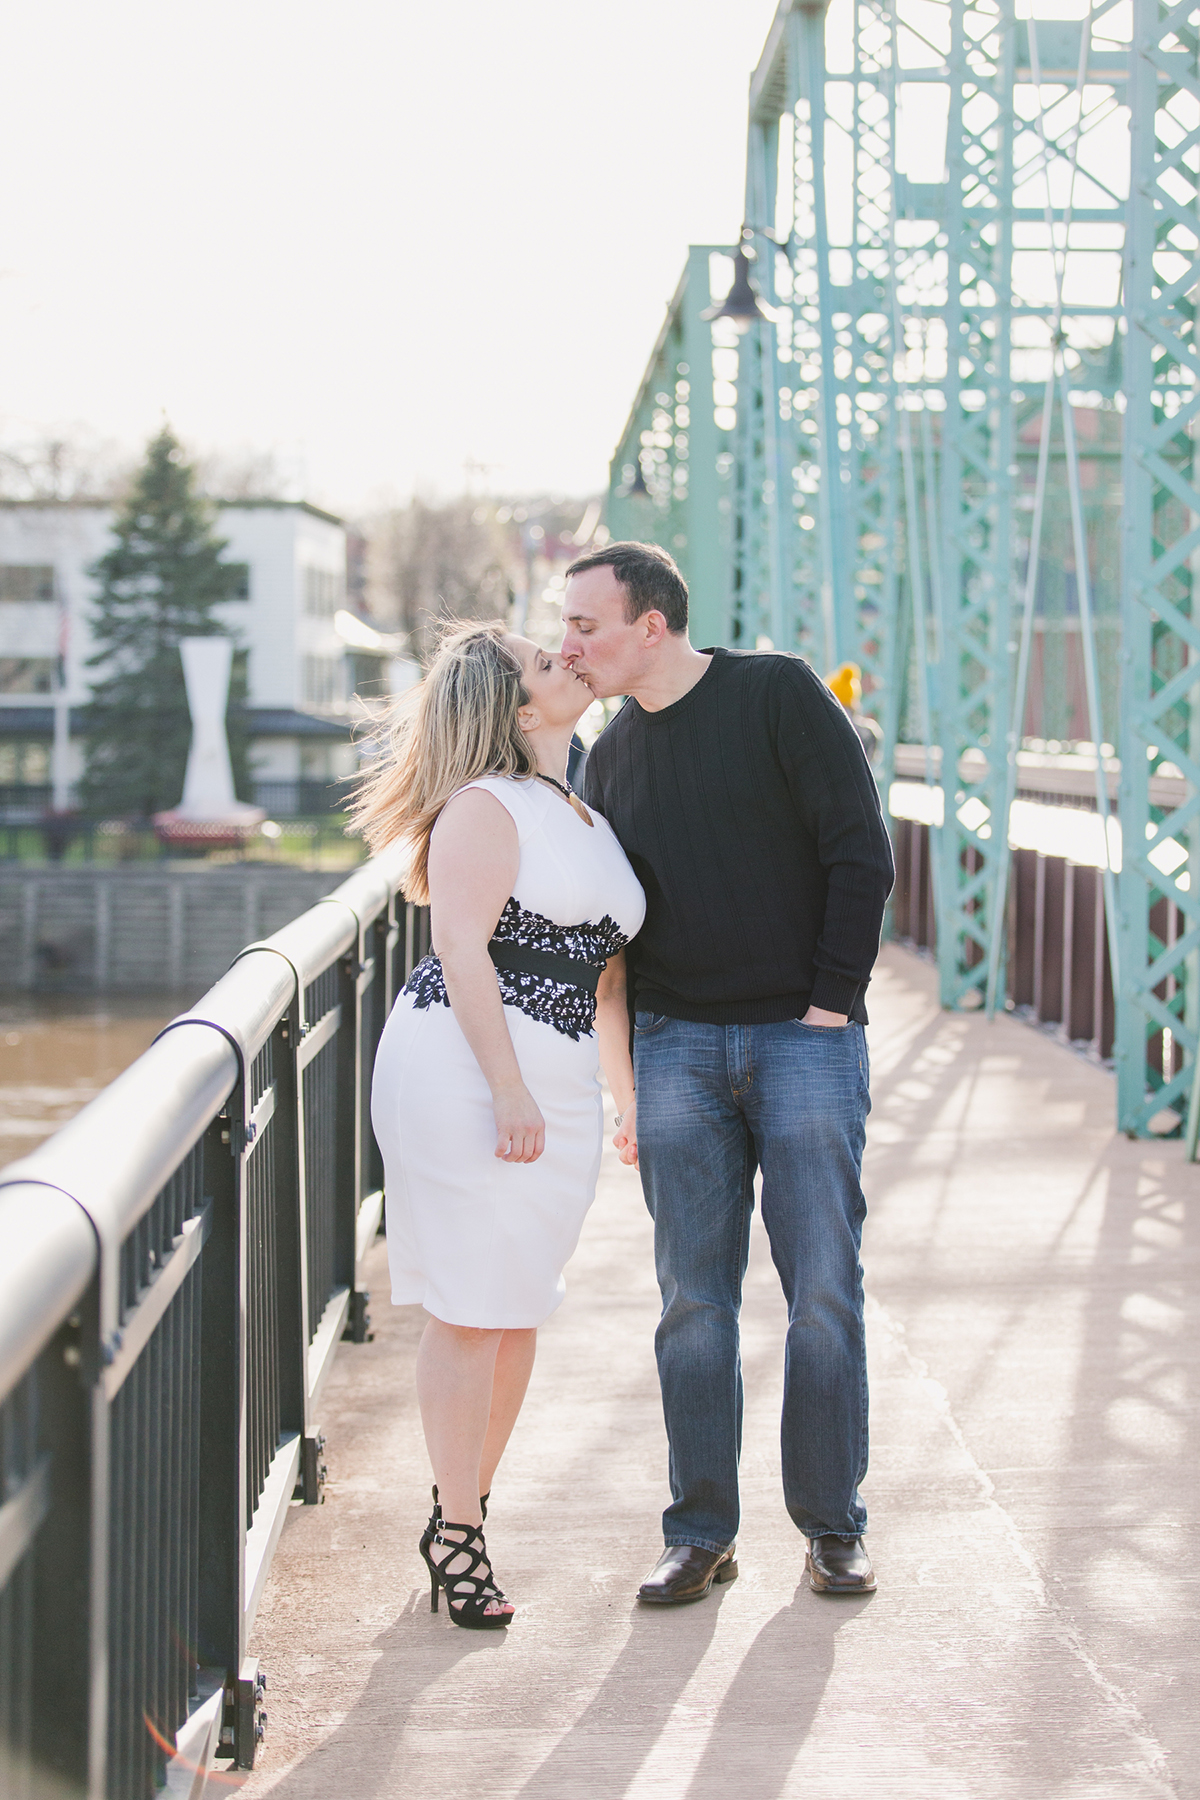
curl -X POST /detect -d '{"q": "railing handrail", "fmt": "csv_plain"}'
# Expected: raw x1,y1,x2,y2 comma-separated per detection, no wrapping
892,741,1186,809
0,1027,240,1346
0,1181,96,1407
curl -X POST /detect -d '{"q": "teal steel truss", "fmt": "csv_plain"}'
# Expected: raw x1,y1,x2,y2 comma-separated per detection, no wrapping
607,246,737,650
1119,0,1200,1134
607,0,1200,1132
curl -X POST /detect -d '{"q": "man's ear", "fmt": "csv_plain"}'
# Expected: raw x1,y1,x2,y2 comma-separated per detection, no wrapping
642,610,670,648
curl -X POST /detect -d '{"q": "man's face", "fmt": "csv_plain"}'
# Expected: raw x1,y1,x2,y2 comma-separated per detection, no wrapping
560,565,652,699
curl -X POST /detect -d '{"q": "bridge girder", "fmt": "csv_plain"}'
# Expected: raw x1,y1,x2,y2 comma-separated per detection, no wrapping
607,0,1199,1135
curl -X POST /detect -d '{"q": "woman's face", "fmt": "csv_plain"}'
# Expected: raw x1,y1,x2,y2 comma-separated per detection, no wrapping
508,636,593,733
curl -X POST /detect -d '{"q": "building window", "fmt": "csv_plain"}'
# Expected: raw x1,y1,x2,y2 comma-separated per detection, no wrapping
0,658,55,694
300,744,335,780
304,566,341,617
350,652,392,699
0,742,50,783
227,562,251,600
0,566,55,604
302,654,342,708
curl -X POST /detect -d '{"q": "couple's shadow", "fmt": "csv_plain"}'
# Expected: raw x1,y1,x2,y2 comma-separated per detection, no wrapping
264,1579,866,1800
514,1582,863,1800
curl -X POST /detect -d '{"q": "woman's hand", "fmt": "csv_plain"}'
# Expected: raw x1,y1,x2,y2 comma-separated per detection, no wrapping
613,1098,638,1169
596,950,638,1171
493,1082,545,1163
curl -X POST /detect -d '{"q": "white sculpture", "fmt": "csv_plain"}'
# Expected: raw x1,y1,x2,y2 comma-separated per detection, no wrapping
179,637,238,817
154,636,264,840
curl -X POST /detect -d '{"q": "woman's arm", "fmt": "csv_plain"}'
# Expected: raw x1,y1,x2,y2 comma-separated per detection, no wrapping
427,790,544,1163
595,949,638,1169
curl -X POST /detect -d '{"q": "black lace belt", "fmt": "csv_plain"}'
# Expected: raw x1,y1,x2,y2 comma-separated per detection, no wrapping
487,940,602,995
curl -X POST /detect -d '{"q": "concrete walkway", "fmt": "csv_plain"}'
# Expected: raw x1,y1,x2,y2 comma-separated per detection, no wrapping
238,946,1198,1800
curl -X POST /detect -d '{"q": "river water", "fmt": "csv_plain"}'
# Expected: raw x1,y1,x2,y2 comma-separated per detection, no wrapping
0,996,178,1170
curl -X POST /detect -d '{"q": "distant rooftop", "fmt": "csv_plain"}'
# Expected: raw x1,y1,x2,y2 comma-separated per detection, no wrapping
0,496,344,527
212,498,345,528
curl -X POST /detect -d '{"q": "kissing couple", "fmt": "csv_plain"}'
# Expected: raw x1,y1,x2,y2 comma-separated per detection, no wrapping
356,540,894,1627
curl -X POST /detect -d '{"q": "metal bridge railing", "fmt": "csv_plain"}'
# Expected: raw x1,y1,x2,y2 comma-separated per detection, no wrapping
889,747,1196,1112
0,845,430,1799
892,817,1118,1066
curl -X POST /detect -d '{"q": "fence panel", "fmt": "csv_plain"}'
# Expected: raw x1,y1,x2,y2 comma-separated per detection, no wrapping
892,818,1115,1062
0,1183,97,1799
0,845,416,1797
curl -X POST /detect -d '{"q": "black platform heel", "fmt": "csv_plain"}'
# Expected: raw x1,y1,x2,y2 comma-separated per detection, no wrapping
419,1520,512,1630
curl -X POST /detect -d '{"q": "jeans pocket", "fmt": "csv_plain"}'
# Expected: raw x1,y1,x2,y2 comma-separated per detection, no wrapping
634,1011,670,1035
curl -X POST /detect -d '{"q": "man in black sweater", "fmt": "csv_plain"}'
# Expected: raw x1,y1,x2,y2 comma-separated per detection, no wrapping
563,541,893,1602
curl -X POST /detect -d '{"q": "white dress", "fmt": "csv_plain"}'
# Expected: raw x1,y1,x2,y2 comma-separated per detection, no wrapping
371,775,646,1329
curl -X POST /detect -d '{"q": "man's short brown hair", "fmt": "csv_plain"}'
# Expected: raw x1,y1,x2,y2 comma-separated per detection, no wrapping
565,541,689,635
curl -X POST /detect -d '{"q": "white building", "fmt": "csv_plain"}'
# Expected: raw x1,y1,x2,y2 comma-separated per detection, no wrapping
0,500,404,815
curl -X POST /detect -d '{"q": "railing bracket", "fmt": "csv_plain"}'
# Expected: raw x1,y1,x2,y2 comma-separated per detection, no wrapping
296,1431,327,1505
344,1288,374,1343
230,1656,267,1769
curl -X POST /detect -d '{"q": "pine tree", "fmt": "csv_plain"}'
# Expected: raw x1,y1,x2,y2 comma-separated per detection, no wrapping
80,426,250,818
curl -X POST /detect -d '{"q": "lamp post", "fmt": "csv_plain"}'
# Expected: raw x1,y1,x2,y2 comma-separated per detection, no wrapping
700,244,778,333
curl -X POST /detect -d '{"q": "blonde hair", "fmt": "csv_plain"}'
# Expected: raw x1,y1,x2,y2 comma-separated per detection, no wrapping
351,618,535,902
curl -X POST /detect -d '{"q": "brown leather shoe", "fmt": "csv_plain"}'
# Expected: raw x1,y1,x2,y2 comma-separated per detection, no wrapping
638,1544,738,1605
806,1534,876,1594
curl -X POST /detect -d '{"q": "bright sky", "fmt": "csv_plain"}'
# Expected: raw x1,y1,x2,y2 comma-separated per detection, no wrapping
0,1,780,511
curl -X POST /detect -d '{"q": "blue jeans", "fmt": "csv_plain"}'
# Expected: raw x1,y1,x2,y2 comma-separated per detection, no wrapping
634,1013,871,1551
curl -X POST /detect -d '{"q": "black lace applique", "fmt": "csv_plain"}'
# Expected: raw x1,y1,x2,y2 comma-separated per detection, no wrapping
403,896,628,1041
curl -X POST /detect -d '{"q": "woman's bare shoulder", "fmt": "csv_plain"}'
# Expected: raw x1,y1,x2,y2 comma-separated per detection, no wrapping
440,777,545,842
434,785,519,834
428,789,520,898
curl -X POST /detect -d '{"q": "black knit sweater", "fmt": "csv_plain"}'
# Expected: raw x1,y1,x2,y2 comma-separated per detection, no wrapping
582,647,894,1025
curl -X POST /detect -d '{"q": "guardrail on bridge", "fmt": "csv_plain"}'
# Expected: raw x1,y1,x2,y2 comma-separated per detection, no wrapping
891,817,1119,1062
0,847,430,1799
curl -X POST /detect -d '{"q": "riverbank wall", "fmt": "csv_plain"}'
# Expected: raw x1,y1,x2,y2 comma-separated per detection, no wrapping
0,865,350,995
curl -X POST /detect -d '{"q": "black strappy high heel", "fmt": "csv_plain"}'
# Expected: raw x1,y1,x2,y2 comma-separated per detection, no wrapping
430,1484,489,1522
419,1519,512,1630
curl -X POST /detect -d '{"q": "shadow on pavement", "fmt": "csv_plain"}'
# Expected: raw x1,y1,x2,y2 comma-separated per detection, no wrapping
511,1589,729,1799
513,1583,867,1800
682,1587,873,1800
262,1588,511,1800
864,949,1195,1790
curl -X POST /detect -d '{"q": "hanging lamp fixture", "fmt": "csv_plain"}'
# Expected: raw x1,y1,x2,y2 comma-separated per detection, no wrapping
701,232,780,334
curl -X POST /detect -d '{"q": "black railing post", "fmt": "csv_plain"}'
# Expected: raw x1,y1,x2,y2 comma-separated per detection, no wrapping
364,909,394,1201
335,946,360,1301
245,968,325,1518
195,1108,246,1754
30,1284,101,1800
270,1011,306,1466
290,978,322,1508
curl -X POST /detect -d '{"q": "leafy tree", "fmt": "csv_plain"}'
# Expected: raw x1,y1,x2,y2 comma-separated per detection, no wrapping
366,496,513,663
0,425,132,501
80,426,250,817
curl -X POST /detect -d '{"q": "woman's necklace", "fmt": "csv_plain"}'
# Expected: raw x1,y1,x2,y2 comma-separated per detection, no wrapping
535,770,593,827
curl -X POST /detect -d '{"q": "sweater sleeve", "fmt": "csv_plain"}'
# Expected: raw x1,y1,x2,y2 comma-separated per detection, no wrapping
772,659,895,1014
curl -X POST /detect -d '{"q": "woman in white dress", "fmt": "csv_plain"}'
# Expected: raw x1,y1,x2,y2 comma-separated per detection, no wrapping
356,621,645,1630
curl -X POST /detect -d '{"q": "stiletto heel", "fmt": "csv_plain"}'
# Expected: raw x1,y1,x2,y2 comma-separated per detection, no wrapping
418,1520,512,1630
